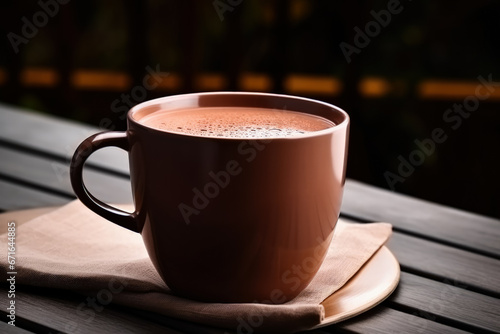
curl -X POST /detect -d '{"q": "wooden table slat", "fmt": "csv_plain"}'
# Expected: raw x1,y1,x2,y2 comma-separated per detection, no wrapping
389,272,500,333
0,103,129,175
343,179,500,258
387,232,500,296
0,180,70,211
0,145,133,206
0,286,183,334
0,321,34,334
337,306,471,334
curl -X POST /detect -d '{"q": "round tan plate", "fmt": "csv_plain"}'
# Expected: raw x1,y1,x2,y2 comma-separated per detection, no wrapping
313,246,400,328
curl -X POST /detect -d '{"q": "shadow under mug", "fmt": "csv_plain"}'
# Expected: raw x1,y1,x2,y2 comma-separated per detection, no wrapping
70,92,349,303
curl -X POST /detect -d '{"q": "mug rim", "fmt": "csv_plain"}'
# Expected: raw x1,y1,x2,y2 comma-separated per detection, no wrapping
128,91,349,140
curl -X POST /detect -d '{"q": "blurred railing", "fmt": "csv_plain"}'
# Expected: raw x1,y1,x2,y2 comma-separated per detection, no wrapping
2,67,500,99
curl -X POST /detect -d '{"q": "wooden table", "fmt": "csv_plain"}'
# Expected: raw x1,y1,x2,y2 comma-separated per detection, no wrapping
1,103,499,334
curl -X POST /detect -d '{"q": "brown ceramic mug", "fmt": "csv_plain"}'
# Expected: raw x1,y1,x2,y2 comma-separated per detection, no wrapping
70,92,349,303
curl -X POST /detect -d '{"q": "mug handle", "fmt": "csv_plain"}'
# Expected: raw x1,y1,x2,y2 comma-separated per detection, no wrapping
70,131,140,233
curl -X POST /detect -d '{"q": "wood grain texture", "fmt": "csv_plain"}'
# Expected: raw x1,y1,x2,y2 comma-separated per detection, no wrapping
389,272,500,333
0,146,133,205
0,180,70,211
342,179,500,258
0,286,181,334
388,232,500,295
336,307,471,334
338,216,500,295
0,321,34,334
0,103,129,175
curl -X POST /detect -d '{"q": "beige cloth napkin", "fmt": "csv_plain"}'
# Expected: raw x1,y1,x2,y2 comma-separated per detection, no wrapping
0,200,392,333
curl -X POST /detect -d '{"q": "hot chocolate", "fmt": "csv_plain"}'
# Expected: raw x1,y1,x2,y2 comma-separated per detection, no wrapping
140,107,335,138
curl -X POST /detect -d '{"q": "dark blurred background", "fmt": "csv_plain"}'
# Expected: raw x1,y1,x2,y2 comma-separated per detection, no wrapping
1,0,499,218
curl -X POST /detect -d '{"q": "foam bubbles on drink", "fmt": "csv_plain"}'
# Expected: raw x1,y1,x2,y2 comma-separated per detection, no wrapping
165,124,309,138
143,107,334,139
